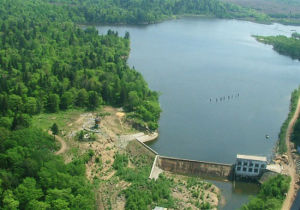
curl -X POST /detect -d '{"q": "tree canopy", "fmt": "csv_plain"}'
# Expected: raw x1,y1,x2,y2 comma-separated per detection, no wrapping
0,128,95,209
0,0,161,131
242,175,290,210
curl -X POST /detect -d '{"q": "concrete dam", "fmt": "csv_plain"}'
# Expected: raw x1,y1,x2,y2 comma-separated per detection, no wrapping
127,139,278,181
126,139,235,180
156,155,234,180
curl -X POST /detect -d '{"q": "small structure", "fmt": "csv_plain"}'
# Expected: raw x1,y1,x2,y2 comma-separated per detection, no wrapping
235,154,267,177
94,117,101,129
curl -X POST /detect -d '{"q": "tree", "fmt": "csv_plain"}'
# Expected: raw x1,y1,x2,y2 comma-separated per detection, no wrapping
88,91,102,110
15,178,43,207
51,123,59,139
76,89,88,107
127,91,139,110
78,130,84,141
8,94,23,113
0,94,8,115
26,200,50,210
47,94,60,113
124,31,130,39
0,117,12,128
2,190,19,210
24,97,37,115
11,114,32,130
60,92,73,110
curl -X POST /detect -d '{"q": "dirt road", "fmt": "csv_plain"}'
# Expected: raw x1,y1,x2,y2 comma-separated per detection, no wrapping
282,97,300,210
48,130,68,155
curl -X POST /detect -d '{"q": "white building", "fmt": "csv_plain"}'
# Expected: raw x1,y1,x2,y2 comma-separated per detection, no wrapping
235,154,267,177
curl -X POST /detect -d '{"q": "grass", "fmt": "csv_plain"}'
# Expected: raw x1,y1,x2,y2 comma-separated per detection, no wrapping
32,108,85,131
278,87,300,154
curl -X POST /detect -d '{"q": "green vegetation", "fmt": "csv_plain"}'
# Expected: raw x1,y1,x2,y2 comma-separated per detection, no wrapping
0,0,161,131
31,109,84,131
291,87,300,148
255,33,300,60
41,0,269,24
0,127,95,209
275,87,300,154
292,117,300,148
76,130,97,142
113,153,174,209
51,123,59,136
241,174,290,210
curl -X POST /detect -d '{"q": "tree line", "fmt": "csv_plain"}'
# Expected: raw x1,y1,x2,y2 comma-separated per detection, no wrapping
45,0,269,24
0,0,269,25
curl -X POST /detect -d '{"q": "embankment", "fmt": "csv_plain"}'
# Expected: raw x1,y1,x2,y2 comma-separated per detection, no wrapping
126,138,157,165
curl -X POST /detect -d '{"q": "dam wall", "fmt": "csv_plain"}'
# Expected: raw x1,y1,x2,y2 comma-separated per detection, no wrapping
127,139,234,180
157,155,234,180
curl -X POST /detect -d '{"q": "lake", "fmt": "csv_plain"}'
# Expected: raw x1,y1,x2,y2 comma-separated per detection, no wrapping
97,18,300,209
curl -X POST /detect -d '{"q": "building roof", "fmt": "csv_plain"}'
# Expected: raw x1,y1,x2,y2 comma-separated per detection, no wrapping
237,154,267,162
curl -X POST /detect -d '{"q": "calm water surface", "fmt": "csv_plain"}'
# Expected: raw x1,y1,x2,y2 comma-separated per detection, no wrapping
97,18,300,209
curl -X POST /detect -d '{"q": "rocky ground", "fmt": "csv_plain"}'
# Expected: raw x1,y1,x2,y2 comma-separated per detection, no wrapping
50,106,220,209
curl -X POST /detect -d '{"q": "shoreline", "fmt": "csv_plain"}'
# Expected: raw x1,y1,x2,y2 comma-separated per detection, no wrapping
136,132,158,143
79,14,300,29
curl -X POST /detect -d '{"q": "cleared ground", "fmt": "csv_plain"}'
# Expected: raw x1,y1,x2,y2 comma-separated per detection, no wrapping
37,106,220,209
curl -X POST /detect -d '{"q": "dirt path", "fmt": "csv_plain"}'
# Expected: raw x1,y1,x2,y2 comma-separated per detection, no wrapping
282,97,300,210
48,131,68,155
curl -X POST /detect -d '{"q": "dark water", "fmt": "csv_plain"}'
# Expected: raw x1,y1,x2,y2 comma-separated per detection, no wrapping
97,18,300,209
292,190,300,210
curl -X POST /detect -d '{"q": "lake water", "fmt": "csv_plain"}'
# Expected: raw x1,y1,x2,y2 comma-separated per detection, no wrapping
97,18,300,209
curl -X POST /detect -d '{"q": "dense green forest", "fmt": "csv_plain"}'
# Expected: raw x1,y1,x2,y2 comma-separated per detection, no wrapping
0,0,162,208
0,0,269,25
43,0,269,24
255,33,300,60
0,0,161,131
0,127,95,209
242,175,290,210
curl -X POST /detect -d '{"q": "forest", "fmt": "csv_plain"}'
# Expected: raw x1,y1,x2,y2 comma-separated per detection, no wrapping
0,0,162,208
0,127,95,209
42,0,269,24
254,33,300,60
0,0,161,131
